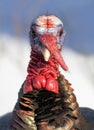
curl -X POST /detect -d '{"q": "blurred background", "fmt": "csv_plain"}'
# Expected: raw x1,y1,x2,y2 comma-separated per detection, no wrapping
0,0,94,116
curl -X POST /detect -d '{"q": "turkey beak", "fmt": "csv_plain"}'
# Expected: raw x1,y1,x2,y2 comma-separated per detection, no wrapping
42,48,51,61
39,33,68,71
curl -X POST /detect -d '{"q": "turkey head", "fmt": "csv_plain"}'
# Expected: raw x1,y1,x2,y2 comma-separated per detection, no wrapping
29,15,68,71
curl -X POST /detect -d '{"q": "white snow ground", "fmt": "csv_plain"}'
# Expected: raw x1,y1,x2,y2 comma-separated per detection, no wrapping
0,35,94,116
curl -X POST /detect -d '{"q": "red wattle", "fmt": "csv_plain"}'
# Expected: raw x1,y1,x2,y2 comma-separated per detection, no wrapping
32,75,46,90
45,78,58,94
23,80,33,94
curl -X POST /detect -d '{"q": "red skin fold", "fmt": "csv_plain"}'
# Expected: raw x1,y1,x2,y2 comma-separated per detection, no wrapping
45,77,58,94
23,80,33,94
32,75,46,90
24,75,58,94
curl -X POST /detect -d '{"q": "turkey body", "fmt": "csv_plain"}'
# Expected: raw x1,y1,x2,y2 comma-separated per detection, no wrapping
9,74,88,130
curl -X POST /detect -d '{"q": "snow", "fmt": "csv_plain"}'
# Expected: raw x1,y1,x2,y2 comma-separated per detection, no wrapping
0,35,94,116
0,35,30,116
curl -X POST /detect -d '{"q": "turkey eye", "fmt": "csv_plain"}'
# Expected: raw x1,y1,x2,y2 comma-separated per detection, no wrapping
59,29,63,37
31,28,37,39
29,24,38,39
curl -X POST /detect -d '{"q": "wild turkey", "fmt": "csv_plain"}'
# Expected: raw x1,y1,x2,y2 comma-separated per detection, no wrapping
9,15,88,130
